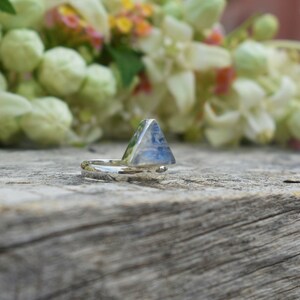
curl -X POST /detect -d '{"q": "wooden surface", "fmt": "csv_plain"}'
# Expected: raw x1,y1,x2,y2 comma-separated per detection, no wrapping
1,144,300,300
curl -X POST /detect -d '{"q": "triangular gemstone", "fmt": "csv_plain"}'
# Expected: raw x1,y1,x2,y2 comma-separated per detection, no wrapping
122,119,176,166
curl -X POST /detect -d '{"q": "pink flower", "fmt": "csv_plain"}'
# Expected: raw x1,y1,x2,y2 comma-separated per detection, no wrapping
44,5,104,52
85,26,104,50
61,15,80,29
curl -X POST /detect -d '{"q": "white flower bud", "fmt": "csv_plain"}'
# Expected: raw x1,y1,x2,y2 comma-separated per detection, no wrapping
0,92,32,145
21,97,73,145
16,79,45,100
253,14,279,41
0,29,44,72
287,103,300,140
38,47,86,96
78,64,117,106
0,0,45,29
234,41,268,77
0,72,7,91
184,0,226,31
0,117,20,145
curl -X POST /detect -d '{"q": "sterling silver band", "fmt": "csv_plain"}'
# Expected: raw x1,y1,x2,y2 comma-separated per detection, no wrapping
81,159,168,182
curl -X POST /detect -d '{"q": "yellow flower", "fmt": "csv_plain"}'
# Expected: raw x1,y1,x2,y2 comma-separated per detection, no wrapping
109,15,116,28
58,5,77,16
116,16,133,34
58,4,87,27
121,0,134,11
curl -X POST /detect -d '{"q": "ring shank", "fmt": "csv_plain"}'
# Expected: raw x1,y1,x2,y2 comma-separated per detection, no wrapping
81,159,168,181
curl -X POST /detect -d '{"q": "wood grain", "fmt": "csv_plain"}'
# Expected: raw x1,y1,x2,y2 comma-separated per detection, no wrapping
1,144,300,300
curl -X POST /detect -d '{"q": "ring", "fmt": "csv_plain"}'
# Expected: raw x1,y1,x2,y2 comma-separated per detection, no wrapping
81,119,176,181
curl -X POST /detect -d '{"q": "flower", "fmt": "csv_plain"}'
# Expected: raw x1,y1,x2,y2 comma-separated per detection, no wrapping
134,19,152,37
85,26,103,50
133,73,152,95
102,0,123,14
109,0,153,38
115,17,133,34
163,1,183,19
204,27,224,46
183,0,226,31
20,97,73,145
253,14,279,41
0,0,45,29
266,76,296,120
137,16,231,115
0,91,32,117
16,79,45,100
45,4,104,52
79,1,107,32
243,109,275,144
0,72,7,91
38,47,86,96
167,71,195,113
139,3,153,18
287,102,300,140
78,64,117,107
44,0,110,40
233,40,268,77
0,117,20,145
204,79,276,146
121,0,134,11
0,0,297,149
234,79,275,145
0,29,44,72
0,92,32,145
214,67,236,95
204,102,242,147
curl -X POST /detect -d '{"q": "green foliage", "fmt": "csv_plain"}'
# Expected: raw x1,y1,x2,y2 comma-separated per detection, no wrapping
107,46,144,87
0,0,16,14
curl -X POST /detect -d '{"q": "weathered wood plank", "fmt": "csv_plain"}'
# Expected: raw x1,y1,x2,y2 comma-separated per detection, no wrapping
1,145,300,299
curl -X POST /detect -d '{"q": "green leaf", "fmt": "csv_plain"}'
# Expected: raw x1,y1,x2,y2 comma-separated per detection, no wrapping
0,0,16,14
107,46,144,87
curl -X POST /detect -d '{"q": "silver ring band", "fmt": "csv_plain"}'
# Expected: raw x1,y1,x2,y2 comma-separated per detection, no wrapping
81,159,167,181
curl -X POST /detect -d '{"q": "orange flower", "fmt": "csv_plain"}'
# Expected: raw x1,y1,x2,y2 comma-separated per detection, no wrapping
204,28,224,46
214,67,236,95
135,20,152,37
140,4,153,18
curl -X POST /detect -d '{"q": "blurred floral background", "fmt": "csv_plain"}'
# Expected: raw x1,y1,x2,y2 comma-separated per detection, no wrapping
223,0,300,40
1,0,300,149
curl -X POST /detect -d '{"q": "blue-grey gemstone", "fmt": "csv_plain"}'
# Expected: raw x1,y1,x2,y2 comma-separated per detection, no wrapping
122,119,176,166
